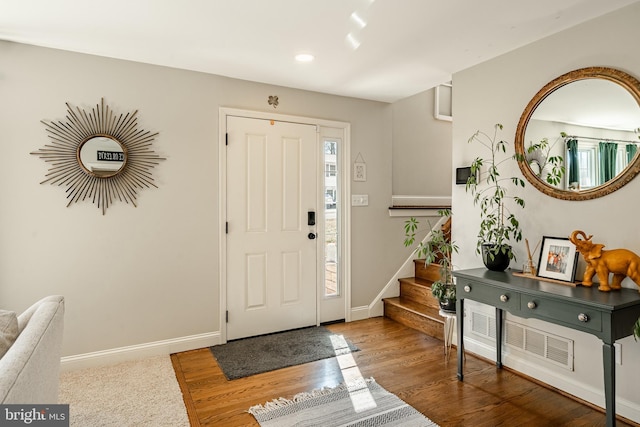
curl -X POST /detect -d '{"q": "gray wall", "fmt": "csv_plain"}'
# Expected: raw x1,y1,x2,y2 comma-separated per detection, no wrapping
452,3,640,421
0,41,408,357
392,87,453,197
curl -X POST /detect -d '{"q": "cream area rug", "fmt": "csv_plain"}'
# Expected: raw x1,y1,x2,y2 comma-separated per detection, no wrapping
59,355,189,427
249,377,439,427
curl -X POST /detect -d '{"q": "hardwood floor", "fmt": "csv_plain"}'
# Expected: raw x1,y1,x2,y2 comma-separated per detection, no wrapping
171,317,638,426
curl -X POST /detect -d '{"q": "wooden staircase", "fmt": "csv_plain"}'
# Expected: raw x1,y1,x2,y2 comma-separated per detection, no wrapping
383,260,445,340
383,217,452,341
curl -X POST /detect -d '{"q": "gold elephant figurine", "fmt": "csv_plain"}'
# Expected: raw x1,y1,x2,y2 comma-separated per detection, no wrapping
569,230,640,292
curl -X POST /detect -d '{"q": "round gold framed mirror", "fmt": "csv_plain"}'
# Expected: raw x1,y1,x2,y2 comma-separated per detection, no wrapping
32,99,164,214
515,67,640,200
77,135,127,178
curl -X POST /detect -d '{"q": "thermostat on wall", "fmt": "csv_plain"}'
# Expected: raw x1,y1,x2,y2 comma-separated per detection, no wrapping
456,167,472,185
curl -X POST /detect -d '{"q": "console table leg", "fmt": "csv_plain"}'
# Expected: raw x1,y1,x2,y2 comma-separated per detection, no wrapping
496,307,503,368
457,298,464,381
603,342,616,427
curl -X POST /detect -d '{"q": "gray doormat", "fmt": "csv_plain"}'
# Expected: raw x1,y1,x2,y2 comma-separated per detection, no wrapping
210,326,359,380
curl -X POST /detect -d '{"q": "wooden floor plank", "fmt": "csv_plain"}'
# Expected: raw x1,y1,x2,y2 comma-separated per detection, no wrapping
171,317,638,426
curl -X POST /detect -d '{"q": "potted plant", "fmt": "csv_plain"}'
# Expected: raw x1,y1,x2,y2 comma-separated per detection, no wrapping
634,317,640,341
516,133,566,187
466,124,526,271
404,210,458,311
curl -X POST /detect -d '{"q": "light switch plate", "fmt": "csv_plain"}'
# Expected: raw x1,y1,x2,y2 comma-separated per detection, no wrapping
351,194,369,206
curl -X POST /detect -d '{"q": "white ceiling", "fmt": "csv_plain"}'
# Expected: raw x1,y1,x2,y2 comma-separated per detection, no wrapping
1,0,639,102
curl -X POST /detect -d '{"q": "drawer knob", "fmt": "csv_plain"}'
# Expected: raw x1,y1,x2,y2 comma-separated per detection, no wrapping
527,301,537,309
500,294,509,303
578,313,589,322
464,285,471,293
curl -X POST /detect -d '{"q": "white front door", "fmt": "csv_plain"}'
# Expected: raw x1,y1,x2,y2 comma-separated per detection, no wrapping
226,116,318,340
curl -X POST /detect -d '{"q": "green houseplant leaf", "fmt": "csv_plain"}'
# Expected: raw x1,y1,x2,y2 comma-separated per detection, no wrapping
466,124,526,263
404,210,458,304
514,133,566,186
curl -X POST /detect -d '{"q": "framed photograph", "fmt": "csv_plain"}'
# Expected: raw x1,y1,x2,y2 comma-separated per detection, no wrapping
353,162,367,182
537,236,578,283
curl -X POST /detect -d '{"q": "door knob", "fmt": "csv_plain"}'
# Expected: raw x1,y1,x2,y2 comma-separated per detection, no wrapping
308,233,317,240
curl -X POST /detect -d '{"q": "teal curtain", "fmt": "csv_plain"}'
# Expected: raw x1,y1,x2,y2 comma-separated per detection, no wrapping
626,144,637,164
599,142,618,184
566,138,579,186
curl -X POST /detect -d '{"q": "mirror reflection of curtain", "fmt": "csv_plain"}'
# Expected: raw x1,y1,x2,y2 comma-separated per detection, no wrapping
599,142,618,184
626,143,638,163
566,138,579,187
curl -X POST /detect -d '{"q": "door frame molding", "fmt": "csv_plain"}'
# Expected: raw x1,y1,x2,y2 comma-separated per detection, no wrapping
218,108,351,344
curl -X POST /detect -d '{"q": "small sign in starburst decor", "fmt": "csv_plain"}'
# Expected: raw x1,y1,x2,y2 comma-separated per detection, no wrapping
31,98,165,215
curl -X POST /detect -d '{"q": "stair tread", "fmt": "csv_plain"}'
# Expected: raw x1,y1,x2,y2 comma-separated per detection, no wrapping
383,297,444,322
398,276,434,287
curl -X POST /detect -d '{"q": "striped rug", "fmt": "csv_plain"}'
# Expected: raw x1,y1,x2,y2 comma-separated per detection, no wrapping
248,377,439,427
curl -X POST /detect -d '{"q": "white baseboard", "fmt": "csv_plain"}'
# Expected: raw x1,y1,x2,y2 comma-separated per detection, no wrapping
60,331,221,372
462,336,640,423
368,254,416,317
350,306,370,321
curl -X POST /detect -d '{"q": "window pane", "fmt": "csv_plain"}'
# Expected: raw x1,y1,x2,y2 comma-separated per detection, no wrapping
324,139,338,297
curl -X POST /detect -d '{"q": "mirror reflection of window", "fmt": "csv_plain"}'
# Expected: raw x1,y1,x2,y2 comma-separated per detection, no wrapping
576,145,597,189
565,139,639,189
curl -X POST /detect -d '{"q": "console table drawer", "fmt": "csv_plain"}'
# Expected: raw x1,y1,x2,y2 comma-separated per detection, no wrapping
459,281,520,311
521,296,602,332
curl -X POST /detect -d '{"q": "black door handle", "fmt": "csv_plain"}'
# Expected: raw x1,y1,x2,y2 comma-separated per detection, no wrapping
308,233,317,240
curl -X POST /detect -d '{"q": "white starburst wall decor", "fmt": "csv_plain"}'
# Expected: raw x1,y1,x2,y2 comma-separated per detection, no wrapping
32,99,165,215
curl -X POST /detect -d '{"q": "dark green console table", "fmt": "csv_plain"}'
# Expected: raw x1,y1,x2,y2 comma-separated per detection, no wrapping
454,268,640,427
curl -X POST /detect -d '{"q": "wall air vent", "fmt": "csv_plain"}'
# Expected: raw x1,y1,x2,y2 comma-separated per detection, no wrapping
505,320,573,370
469,309,574,370
471,310,496,339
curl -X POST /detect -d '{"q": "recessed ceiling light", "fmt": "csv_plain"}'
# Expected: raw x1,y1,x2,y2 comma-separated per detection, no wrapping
350,12,367,29
295,53,315,62
346,33,361,50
